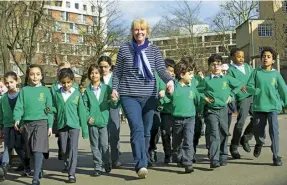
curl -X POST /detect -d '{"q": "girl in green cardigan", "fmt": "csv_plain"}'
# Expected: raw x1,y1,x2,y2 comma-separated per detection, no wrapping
0,72,26,181
52,68,88,183
83,64,118,176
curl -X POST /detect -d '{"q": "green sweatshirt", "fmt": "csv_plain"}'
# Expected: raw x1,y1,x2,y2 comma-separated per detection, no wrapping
192,75,203,88
169,81,201,117
83,83,119,128
246,67,287,112
0,93,15,129
155,72,173,114
197,75,242,109
52,87,88,139
227,63,253,101
13,86,53,128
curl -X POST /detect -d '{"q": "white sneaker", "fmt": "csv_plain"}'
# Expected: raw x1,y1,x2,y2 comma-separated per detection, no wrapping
137,167,148,179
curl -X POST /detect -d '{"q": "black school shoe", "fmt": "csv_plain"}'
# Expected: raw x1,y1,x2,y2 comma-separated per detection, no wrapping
273,157,283,166
31,180,40,185
210,162,220,169
253,144,262,158
229,146,241,159
68,175,76,183
93,170,102,177
0,166,7,182
220,160,227,166
240,139,251,153
105,164,112,173
185,165,194,173
164,155,172,164
112,161,122,169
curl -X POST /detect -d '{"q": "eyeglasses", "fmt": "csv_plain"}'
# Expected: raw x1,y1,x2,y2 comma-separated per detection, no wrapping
210,63,222,67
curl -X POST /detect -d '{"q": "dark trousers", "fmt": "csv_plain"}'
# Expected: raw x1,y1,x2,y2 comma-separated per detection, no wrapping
231,96,253,147
120,96,157,172
149,111,161,153
160,113,174,157
172,117,195,166
194,115,203,153
253,112,279,159
205,107,229,163
108,107,121,164
59,127,80,176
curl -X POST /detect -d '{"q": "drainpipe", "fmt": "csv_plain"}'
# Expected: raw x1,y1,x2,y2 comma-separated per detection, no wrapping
250,20,255,68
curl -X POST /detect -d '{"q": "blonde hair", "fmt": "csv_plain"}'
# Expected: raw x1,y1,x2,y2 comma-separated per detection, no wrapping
131,18,151,36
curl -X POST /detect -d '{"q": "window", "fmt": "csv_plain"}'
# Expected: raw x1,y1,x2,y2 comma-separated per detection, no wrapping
282,1,287,13
78,14,82,23
61,11,65,21
93,16,97,24
55,1,62,7
66,12,69,21
83,5,87,11
70,23,74,32
91,5,95,12
87,26,93,34
75,3,79,9
258,24,272,37
82,15,86,24
66,1,70,8
78,35,83,43
55,22,61,32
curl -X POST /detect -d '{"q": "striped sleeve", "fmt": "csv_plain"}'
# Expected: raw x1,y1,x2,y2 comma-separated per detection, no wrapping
153,45,172,83
112,45,124,91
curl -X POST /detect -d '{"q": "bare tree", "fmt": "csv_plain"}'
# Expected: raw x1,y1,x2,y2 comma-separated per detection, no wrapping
82,0,128,68
212,0,258,54
0,1,51,74
151,1,211,65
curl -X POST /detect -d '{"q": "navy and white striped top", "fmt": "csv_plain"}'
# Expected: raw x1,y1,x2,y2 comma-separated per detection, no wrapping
112,43,172,97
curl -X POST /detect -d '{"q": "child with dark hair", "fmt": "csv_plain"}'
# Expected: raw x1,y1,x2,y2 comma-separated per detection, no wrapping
83,64,119,176
13,64,53,185
246,47,287,166
198,54,242,168
0,72,29,181
98,56,122,168
52,68,88,183
228,48,254,159
168,60,201,173
149,58,175,165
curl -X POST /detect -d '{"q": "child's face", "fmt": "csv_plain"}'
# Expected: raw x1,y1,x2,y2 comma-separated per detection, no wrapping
180,70,194,85
167,66,175,78
0,82,8,95
261,51,274,68
60,77,73,92
99,61,111,76
232,51,244,65
4,76,17,92
90,69,101,83
209,60,222,75
29,67,43,86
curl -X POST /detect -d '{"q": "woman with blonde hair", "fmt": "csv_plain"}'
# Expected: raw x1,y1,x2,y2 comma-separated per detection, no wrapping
112,18,174,178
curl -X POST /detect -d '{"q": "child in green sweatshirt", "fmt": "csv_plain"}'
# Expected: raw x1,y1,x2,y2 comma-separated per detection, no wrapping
169,60,201,173
52,68,88,183
0,72,27,181
228,48,254,159
13,64,53,185
83,64,118,176
246,47,287,166
149,58,176,165
197,54,242,169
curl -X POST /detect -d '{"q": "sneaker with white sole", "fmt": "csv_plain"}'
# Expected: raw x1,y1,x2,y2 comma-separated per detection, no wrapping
137,168,148,179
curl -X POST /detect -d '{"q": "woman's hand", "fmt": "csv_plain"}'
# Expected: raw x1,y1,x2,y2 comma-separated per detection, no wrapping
166,80,174,94
48,128,52,137
111,90,119,100
88,117,95,124
158,90,165,98
205,97,214,103
14,121,20,131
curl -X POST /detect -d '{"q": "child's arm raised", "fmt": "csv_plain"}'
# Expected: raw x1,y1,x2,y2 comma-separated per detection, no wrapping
246,70,261,95
227,75,243,96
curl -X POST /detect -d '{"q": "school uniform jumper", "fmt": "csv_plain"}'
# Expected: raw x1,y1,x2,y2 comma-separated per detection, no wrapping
13,85,54,183
198,75,242,165
169,81,201,166
52,87,88,177
246,67,287,161
83,83,118,171
228,63,254,149
0,92,24,166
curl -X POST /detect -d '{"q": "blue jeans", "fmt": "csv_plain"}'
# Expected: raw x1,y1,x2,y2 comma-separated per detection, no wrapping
120,96,157,172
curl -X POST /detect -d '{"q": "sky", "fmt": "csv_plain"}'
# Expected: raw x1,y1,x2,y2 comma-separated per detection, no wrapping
118,1,223,28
